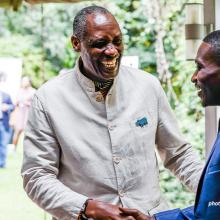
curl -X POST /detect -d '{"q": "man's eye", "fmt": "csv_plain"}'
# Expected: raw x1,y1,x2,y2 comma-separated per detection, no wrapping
197,65,202,70
91,41,106,48
113,38,122,46
196,63,203,71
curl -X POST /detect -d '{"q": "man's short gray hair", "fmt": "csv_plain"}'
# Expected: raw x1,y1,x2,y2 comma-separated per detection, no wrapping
203,30,220,65
73,5,111,40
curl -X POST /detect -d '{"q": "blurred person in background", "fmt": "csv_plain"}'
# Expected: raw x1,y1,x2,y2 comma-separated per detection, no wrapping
11,76,36,151
0,71,14,168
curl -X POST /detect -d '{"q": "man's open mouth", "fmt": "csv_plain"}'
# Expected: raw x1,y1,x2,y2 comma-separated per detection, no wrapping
195,84,202,95
101,57,119,70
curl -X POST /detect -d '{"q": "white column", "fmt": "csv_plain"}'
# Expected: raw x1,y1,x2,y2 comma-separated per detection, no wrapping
205,107,219,155
216,0,220,29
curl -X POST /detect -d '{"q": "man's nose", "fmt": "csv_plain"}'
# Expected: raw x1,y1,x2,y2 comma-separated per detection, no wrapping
191,71,198,83
104,44,118,57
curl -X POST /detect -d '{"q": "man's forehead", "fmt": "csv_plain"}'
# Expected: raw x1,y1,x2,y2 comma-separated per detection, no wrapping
87,13,118,27
196,42,213,62
93,14,109,25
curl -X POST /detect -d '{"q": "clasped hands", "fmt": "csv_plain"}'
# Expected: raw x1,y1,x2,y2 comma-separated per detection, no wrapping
85,200,155,220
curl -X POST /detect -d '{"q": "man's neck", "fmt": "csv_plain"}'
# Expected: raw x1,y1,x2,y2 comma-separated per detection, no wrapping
78,58,109,83
78,58,114,98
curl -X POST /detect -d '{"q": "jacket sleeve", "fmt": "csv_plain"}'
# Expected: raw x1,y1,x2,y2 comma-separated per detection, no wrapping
21,95,88,220
154,206,194,220
155,82,204,192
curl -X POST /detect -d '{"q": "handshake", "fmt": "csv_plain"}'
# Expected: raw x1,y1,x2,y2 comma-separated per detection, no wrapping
84,200,155,220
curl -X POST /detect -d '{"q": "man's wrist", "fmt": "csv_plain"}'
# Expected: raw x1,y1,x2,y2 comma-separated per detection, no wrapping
78,199,93,220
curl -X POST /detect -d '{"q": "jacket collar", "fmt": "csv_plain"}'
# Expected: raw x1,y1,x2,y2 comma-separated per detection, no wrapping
74,58,118,96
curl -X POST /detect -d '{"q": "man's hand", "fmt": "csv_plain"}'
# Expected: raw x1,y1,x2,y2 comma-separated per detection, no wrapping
119,207,156,220
85,200,136,220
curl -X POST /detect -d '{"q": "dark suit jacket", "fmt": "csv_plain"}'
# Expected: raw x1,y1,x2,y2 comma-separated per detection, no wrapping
0,90,14,130
155,129,220,220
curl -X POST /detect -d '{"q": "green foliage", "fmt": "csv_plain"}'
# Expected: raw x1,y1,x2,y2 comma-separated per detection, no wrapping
112,0,157,73
0,34,53,87
160,169,195,208
0,2,91,84
0,0,205,210
0,139,49,220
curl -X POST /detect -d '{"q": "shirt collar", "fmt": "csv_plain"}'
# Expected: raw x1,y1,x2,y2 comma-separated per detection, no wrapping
75,58,95,92
218,118,220,133
74,57,118,94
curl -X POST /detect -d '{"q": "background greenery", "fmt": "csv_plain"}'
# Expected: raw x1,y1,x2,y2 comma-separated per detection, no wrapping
0,0,205,217
0,138,50,220
0,135,51,220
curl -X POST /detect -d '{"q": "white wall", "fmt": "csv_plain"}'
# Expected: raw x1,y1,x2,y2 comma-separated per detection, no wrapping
0,57,22,103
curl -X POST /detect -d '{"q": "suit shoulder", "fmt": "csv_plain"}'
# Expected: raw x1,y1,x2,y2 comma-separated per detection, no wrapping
120,65,160,87
36,69,74,97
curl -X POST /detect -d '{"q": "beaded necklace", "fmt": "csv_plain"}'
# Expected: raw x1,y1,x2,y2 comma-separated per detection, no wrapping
94,79,113,98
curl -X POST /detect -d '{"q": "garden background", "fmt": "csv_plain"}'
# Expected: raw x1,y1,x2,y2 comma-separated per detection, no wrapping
0,0,205,219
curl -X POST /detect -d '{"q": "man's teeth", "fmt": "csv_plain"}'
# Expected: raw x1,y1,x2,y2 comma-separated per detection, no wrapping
102,60,117,68
197,87,202,92
196,85,201,92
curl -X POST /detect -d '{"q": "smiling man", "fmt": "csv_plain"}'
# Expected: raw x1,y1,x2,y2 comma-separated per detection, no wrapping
21,6,203,220
193,37,220,107
120,30,220,220
71,12,123,81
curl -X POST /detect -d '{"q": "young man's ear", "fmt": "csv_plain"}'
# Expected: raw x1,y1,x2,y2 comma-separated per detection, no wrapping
71,35,81,52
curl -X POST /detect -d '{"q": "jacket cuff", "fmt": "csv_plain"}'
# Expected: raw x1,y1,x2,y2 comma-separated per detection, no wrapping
181,206,194,219
154,208,181,220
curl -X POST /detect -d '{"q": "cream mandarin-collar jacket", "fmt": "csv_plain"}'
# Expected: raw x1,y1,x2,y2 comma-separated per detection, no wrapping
21,60,203,220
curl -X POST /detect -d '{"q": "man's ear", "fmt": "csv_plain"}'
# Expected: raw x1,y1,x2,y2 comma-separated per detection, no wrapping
71,35,81,52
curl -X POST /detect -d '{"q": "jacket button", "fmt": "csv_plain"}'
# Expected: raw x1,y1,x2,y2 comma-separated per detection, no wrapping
108,124,116,131
118,191,124,197
113,156,121,164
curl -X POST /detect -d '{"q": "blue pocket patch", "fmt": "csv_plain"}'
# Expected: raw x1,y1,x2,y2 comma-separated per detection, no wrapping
135,117,148,128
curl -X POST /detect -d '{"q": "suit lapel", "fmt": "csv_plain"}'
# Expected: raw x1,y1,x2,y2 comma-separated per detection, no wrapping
194,133,220,209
